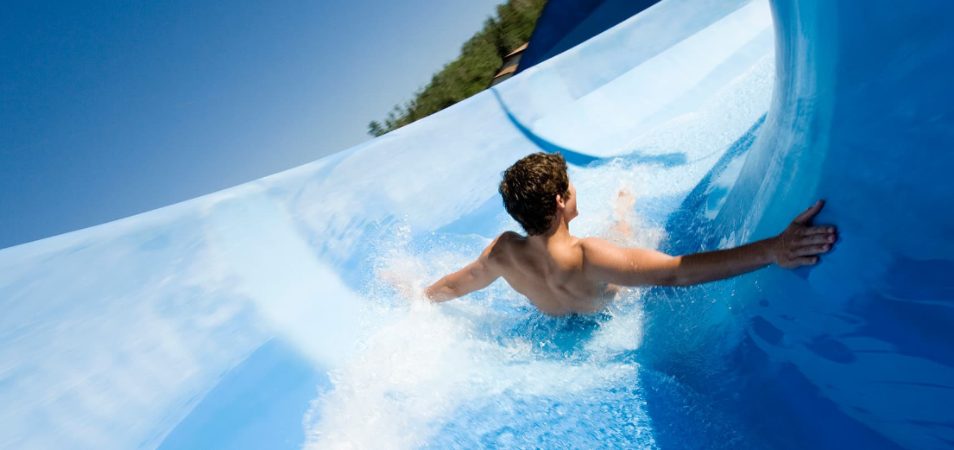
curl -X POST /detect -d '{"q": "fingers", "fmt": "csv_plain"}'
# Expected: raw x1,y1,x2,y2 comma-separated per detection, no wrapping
790,244,832,257
779,209,836,268
801,225,836,236
791,256,819,266
793,200,825,225
794,233,836,246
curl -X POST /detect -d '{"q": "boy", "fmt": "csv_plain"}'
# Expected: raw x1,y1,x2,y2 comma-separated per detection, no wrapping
424,152,836,316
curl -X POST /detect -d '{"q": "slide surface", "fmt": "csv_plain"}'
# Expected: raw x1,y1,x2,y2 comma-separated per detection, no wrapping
1,0,950,448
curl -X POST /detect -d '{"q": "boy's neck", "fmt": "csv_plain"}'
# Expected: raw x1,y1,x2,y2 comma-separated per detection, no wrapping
528,217,573,248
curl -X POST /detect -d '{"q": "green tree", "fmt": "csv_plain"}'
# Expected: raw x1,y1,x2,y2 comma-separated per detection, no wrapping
367,0,547,137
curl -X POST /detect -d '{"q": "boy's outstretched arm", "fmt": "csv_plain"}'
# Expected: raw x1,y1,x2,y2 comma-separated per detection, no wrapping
424,233,509,302
582,200,837,287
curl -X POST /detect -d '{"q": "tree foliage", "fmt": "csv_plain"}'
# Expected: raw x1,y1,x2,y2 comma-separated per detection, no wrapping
368,0,547,137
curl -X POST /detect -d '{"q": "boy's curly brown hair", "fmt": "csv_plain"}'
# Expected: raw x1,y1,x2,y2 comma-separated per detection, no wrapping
498,152,570,236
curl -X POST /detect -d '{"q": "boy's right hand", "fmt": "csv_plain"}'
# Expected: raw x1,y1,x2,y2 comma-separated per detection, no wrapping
378,268,425,300
771,200,838,268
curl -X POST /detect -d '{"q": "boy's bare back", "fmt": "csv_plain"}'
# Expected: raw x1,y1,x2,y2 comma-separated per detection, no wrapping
488,231,620,315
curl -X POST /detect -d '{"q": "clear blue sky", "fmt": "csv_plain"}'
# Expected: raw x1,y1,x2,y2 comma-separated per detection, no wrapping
0,0,504,249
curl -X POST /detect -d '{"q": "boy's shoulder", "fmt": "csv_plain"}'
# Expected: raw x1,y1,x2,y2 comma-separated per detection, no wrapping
485,231,522,263
577,236,608,256
492,231,521,252
498,230,522,242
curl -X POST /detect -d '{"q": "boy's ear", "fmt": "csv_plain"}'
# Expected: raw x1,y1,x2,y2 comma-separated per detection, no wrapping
555,194,566,209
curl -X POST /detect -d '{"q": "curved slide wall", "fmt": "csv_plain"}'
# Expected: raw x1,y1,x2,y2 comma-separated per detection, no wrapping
0,0,950,448
655,1,954,448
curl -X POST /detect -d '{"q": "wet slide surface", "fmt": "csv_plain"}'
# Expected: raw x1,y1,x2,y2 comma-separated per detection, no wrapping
1,0,951,448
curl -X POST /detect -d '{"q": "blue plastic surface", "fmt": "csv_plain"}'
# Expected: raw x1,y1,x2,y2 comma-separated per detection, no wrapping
0,0,951,448
518,0,659,72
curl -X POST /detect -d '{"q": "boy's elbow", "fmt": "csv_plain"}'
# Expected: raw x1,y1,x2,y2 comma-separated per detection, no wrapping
652,257,689,286
652,259,692,286
657,272,688,287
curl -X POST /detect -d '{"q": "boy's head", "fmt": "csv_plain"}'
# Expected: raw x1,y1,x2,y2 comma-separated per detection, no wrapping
499,152,577,235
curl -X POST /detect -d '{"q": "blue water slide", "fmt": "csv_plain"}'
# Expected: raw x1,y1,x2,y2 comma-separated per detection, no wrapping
0,0,950,448
649,1,954,448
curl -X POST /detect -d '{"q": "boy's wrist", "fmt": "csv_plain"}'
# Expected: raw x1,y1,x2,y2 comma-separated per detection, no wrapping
763,236,782,266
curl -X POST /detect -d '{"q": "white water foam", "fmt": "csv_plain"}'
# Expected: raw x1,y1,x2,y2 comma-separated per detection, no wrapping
299,156,677,448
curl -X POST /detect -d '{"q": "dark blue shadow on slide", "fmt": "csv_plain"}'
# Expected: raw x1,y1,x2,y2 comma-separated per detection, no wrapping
491,88,686,168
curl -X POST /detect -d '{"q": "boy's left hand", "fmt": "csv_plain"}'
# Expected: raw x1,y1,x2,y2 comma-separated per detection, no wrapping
772,200,838,268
